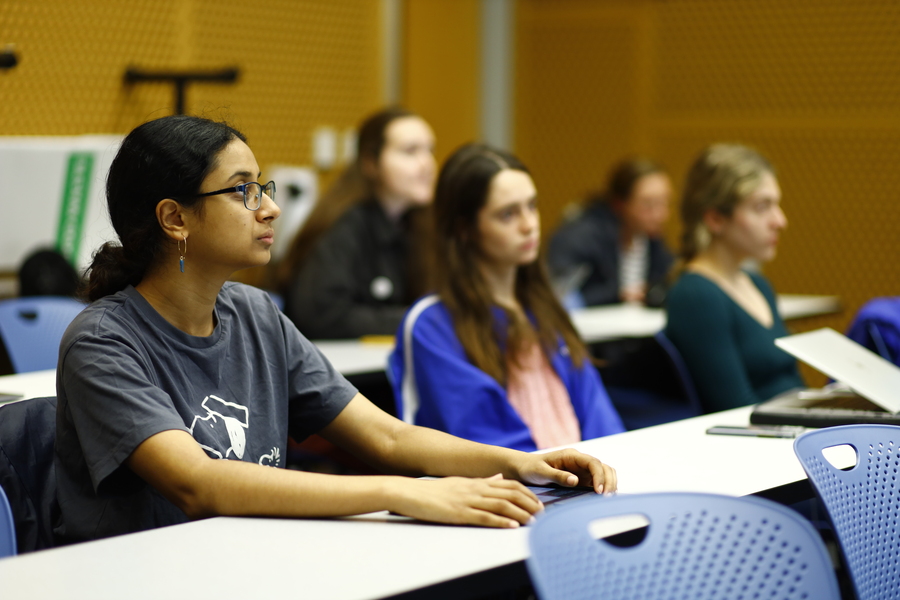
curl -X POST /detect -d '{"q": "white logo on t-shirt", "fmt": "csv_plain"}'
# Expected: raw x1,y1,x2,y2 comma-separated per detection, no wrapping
189,395,249,460
259,446,281,467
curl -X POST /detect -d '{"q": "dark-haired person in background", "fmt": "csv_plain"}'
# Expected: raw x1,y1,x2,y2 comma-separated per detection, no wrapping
18,248,80,297
278,107,436,339
55,115,616,543
548,157,673,308
390,143,624,451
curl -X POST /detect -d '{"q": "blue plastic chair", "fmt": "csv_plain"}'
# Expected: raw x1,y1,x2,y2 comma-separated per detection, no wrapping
527,492,840,600
263,289,285,311
846,297,900,366
0,485,16,558
654,331,704,414
0,296,85,373
0,396,59,553
794,424,900,600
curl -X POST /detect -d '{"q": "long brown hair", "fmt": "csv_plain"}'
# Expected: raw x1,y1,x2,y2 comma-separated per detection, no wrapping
432,143,589,384
277,107,417,292
677,143,775,273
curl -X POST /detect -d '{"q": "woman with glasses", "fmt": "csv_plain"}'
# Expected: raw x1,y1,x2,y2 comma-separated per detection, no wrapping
277,107,436,339
664,144,804,412
389,144,624,451
55,115,616,543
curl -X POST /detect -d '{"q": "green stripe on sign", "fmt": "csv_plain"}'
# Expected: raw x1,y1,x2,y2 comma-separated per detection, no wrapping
55,152,94,265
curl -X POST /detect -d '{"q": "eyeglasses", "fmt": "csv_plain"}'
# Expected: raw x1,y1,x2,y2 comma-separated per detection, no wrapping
194,181,276,211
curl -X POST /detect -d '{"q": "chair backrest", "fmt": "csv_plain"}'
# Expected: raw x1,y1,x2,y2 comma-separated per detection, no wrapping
527,492,840,600
793,424,900,600
0,484,15,558
0,297,85,373
0,396,59,553
653,331,704,414
264,289,285,311
846,296,900,366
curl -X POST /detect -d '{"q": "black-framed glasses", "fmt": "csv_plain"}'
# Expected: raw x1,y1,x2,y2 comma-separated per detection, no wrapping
195,180,276,211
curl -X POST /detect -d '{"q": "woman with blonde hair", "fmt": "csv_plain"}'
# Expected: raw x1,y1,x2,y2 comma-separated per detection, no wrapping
390,144,624,451
664,143,804,412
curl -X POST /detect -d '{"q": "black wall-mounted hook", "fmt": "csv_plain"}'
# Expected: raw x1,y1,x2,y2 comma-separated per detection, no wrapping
123,67,239,115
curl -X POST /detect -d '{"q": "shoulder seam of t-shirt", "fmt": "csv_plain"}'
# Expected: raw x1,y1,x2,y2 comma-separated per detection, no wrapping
401,294,441,424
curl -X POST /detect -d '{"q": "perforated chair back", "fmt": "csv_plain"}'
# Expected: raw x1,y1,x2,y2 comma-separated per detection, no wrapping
527,492,840,600
793,424,900,600
0,485,16,558
653,331,704,414
0,297,85,373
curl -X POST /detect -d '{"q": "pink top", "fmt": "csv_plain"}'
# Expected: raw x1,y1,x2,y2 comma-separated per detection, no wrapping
506,342,581,450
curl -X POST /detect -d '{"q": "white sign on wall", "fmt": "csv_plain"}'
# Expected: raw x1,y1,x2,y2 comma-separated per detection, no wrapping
0,135,122,273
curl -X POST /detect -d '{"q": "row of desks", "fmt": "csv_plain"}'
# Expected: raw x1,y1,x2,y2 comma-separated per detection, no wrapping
0,293,841,402
0,294,844,598
0,403,852,599
316,294,842,378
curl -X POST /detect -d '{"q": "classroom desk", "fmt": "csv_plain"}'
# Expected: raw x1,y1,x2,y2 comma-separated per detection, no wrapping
313,339,394,376
0,294,836,399
0,339,397,405
0,405,852,600
571,293,841,343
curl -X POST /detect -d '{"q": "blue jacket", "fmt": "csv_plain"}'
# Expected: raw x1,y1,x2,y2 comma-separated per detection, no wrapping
846,297,900,365
389,296,624,451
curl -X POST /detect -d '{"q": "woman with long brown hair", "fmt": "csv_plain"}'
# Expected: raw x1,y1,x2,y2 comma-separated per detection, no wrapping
389,144,624,451
278,107,436,338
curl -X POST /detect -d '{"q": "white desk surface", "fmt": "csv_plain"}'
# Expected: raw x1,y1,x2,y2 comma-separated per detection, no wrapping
0,368,56,402
572,293,841,343
0,294,836,396
0,405,845,600
0,340,396,404
312,339,393,377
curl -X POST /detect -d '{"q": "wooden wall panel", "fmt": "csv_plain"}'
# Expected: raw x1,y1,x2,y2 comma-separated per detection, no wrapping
402,0,480,163
0,0,382,173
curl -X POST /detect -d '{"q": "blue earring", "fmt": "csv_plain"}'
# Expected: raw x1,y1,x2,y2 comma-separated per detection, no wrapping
178,234,187,273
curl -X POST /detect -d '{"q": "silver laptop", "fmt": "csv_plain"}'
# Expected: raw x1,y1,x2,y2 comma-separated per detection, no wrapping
750,327,900,427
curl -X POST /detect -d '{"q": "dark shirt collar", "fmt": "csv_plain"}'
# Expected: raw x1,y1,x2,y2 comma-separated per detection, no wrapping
362,198,414,248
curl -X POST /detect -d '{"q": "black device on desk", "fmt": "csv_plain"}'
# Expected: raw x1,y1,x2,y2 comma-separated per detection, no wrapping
750,328,900,428
526,485,594,509
707,424,807,439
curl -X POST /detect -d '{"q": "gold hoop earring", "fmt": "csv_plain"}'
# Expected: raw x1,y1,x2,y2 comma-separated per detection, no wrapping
178,235,187,273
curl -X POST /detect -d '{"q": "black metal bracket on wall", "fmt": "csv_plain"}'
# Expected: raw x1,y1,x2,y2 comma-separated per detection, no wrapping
123,67,239,115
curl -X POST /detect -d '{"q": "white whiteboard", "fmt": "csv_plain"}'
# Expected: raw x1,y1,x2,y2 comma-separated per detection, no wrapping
0,135,122,273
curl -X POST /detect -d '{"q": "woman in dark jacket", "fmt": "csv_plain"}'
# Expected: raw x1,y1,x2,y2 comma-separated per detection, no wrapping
279,108,436,339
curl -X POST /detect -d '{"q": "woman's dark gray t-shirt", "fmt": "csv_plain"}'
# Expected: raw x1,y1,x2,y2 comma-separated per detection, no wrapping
55,283,357,542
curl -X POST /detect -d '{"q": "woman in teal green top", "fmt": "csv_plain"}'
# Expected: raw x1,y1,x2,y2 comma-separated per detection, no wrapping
665,144,804,412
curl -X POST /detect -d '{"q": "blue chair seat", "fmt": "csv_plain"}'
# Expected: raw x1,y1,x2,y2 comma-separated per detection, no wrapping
0,297,85,373
0,485,14,558
0,396,59,553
